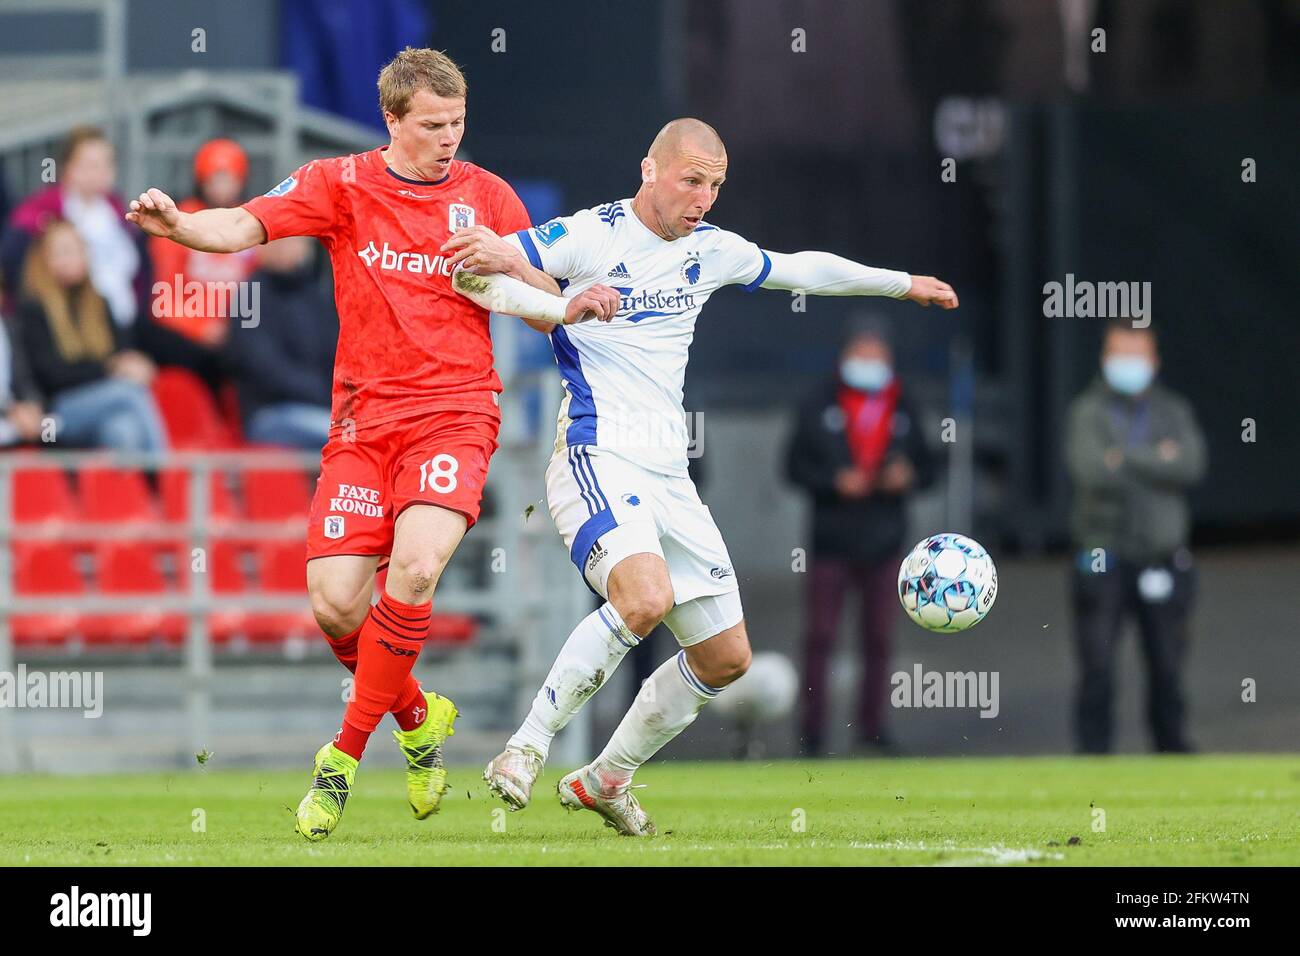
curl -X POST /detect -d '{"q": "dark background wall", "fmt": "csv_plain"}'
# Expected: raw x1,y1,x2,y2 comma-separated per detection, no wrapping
127,0,278,72
14,0,1294,547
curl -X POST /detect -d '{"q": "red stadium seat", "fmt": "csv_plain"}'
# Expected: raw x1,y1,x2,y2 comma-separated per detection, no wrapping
152,367,238,450
78,466,158,523
10,460,78,525
172,539,247,643
159,468,238,526
218,382,245,446
427,613,478,644
243,540,317,642
11,542,84,645
373,564,478,645
241,467,312,522
82,542,185,645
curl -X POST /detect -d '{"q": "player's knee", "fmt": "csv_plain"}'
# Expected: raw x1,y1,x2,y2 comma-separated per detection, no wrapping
728,643,753,682
709,643,751,687
387,554,446,600
618,585,675,637
309,583,368,638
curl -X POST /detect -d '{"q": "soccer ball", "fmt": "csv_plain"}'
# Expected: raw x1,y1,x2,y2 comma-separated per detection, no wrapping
897,533,997,633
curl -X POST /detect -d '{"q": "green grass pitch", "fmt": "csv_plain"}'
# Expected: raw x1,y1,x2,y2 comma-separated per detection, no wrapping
2,754,1296,866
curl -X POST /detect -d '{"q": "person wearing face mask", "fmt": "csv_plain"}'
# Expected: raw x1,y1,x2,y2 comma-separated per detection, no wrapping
1065,320,1206,754
785,320,936,755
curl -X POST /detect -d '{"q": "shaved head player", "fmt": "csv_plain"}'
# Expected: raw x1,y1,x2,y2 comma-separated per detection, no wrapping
451,117,957,835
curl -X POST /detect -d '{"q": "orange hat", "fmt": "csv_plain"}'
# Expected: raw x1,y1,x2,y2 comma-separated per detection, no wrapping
193,138,248,184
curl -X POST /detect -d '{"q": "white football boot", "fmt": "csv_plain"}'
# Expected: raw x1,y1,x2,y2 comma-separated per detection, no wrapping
483,745,545,810
556,765,656,836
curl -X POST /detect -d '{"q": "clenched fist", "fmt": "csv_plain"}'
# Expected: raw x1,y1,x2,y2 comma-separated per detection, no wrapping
564,284,622,325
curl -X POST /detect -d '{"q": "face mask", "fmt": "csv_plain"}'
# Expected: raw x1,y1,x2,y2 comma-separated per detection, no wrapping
1102,356,1155,395
841,357,893,392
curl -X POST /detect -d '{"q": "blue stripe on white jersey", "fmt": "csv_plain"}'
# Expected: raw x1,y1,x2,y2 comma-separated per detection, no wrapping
516,228,543,270
549,326,598,446
522,198,768,476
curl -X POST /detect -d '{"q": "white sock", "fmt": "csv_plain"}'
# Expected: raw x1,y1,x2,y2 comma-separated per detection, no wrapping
508,602,640,760
590,650,720,792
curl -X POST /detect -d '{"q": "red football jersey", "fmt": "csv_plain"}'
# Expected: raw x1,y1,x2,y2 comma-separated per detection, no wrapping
243,147,531,433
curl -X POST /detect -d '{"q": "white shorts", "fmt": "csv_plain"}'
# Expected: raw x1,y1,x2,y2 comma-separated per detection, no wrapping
546,445,743,646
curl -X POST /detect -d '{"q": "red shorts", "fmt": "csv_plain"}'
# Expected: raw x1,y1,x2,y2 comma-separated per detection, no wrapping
306,409,500,561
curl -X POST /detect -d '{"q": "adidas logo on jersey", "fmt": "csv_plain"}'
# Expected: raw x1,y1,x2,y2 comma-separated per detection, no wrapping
607,262,631,280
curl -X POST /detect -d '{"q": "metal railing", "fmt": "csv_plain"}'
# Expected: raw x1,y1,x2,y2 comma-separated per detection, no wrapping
0,369,593,772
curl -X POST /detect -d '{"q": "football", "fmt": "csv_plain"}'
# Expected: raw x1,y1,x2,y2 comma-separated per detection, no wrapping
898,533,998,632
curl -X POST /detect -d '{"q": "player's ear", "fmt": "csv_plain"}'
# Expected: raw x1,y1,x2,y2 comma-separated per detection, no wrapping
640,157,656,185
383,110,400,139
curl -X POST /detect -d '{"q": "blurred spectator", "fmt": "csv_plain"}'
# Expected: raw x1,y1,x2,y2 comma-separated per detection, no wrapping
148,139,258,390
1,127,226,398
1065,321,1206,754
2,127,147,326
0,314,46,446
785,321,935,755
14,220,167,452
225,237,335,450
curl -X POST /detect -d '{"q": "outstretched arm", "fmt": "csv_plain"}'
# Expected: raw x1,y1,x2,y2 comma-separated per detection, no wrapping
761,250,958,309
126,187,266,253
452,270,621,327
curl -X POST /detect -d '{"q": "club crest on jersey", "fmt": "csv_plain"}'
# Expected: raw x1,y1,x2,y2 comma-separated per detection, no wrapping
324,516,345,539
680,252,702,286
448,203,475,232
264,175,297,197
534,220,569,247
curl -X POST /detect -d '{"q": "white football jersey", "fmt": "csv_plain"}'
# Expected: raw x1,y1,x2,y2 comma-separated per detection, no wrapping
507,198,769,476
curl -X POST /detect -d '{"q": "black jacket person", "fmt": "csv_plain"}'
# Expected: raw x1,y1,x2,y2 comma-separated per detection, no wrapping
784,324,936,753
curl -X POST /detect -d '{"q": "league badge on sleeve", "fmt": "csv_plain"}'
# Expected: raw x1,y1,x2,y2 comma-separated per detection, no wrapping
264,175,297,197
534,219,569,247
448,203,475,231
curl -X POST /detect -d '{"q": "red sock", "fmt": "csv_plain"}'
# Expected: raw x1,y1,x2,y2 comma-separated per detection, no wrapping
391,679,427,732
338,593,430,759
325,624,362,671
334,720,371,760
323,623,425,724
